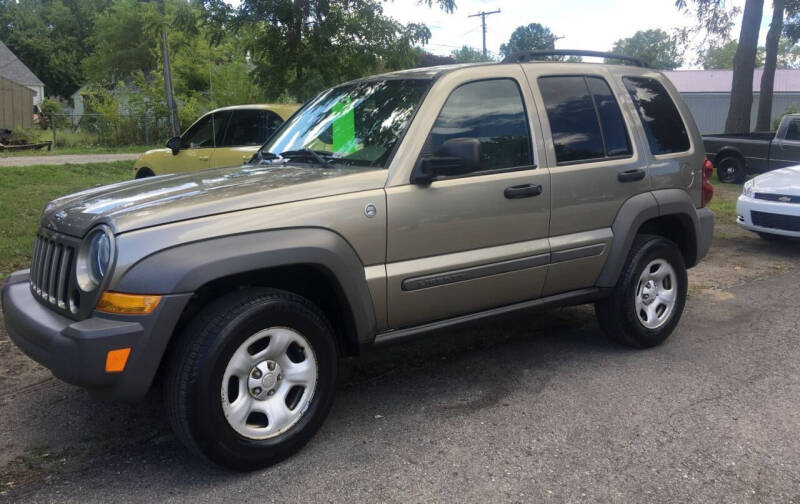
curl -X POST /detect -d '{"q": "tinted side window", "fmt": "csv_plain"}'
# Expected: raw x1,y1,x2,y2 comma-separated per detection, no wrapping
181,114,215,148
586,77,631,157
427,79,533,173
786,120,800,141
538,76,605,164
623,76,690,155
222,110,272,147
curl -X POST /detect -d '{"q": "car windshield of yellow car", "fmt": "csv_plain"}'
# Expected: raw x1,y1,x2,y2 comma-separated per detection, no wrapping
263,78,431,168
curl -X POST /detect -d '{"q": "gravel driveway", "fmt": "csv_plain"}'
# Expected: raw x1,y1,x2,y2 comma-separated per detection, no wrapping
0,153,140,167
1,232,798,503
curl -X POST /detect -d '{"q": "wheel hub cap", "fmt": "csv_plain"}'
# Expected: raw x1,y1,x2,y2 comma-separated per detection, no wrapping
635,259,678,330
220,327,318,440
248,360,282,399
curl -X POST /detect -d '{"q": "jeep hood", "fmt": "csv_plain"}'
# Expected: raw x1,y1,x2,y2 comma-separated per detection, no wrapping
41,163,382,236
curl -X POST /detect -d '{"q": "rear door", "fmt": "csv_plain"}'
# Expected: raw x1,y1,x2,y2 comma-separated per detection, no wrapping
526,69,645,295
385,66,550,328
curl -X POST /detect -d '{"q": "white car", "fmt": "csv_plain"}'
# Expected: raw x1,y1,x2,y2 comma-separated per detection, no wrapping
737,165,800,239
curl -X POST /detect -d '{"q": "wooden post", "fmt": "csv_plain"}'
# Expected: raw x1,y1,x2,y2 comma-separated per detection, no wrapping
51,114,56,150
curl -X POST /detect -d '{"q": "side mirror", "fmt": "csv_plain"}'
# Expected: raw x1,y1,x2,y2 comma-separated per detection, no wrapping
166,136,181,155
411,138,481,184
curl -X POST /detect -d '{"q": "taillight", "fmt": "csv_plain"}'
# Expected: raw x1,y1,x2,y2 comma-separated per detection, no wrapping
701,159,714,207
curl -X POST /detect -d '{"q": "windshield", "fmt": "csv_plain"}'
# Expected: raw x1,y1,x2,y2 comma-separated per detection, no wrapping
260,78,431,168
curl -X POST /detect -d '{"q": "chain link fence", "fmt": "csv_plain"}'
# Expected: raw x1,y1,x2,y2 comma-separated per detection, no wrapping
42,113,172,148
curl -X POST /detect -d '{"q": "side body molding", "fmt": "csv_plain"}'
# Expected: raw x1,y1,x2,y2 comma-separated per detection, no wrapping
114,228,378,344
596,189,710,288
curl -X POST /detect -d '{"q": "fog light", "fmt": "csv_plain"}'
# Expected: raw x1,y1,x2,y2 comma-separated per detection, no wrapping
95,292,161,315
105,348,131,373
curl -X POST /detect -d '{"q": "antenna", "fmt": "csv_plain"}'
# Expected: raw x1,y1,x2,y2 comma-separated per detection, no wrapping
468,9,501,59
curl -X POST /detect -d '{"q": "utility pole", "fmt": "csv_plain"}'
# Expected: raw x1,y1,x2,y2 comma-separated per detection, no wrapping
469,9,500,59
161,27,180,137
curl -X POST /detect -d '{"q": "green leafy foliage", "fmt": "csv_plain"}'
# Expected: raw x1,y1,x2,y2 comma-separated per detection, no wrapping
451,45,489,63
499,23,558,59
0,0,112,97
205,0,435,101
611,29,683,69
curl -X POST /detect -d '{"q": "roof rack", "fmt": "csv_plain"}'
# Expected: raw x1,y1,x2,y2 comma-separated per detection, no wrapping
502,50,649,68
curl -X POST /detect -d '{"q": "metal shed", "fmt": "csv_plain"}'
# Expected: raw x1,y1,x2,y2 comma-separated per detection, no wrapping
663,69,800,134
0,75,35,130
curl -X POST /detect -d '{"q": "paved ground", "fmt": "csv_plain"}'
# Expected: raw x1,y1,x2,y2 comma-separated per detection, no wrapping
1,234,799,503
0,153,140,167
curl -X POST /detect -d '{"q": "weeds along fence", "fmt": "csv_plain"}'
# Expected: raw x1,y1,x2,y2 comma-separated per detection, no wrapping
44,113,171,148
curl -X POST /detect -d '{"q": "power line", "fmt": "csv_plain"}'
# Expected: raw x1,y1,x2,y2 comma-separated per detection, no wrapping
468,9,501,59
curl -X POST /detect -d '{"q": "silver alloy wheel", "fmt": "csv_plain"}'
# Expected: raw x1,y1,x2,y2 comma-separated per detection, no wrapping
221,327,318,440
634,259,678,330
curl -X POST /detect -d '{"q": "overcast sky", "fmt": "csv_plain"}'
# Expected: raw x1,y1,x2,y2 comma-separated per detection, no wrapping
381,0,773,67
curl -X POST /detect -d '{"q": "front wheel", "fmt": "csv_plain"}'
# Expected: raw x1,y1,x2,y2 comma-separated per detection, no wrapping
595,235,687,348
163,288,338,471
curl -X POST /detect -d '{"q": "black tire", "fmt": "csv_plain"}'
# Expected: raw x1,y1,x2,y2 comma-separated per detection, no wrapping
163,288,338,471
135,167,155,179
716,155,746,184
595,235,688,349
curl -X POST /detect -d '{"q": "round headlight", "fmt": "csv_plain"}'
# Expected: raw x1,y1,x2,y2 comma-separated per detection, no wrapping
77,226,114,292
88,231,111,284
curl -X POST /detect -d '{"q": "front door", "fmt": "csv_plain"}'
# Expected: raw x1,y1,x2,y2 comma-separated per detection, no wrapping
385,69,550,329
771,117,800,170
175,113,216,172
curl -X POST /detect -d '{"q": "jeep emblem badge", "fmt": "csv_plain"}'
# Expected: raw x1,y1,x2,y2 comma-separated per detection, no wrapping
364,203,377,218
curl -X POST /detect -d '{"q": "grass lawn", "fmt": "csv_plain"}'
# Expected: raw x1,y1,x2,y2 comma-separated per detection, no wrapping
0,161,133,278
0,145,157,157
707,175,743,223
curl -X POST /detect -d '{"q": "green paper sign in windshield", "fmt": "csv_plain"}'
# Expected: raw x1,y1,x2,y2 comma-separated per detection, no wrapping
331,96,357,155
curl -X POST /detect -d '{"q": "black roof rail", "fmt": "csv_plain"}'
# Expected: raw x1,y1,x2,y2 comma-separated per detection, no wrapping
502,49,649,68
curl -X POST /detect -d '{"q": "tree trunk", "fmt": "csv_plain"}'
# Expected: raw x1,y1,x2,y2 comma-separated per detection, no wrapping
725,0,765,134
756,0,785,131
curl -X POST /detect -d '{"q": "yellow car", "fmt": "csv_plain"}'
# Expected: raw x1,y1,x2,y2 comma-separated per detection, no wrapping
133,104,301,178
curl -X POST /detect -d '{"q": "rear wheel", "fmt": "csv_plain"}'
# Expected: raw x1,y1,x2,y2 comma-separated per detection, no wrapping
164,288,338,471
595,235,687,348
716,156,745,184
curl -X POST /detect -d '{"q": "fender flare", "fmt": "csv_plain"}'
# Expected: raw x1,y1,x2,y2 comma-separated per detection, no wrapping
114,228,377,344
596,190,703,288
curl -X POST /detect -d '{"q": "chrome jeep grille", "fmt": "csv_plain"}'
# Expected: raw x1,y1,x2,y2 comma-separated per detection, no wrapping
30,232,76,310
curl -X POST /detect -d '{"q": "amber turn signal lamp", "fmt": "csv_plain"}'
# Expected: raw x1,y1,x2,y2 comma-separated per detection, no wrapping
105,347,131,373
95,292,162,315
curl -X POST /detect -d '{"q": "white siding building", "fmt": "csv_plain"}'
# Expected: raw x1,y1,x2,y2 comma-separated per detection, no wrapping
663,69,800,134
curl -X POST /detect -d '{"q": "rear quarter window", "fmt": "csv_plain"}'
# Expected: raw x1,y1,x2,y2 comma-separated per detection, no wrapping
623,76,690,155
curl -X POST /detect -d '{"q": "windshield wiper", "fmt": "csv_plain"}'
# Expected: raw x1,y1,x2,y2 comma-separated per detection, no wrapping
280,149,335,169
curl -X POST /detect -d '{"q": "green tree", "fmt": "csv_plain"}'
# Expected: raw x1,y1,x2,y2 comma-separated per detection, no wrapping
83,0,161,84
611,29,683,69
0,0,111,97
201,0,454,101
499,23,558,59
450,45,487,62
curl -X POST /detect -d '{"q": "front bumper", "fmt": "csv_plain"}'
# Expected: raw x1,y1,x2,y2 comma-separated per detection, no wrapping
1,270,192,401
736,195,800,238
